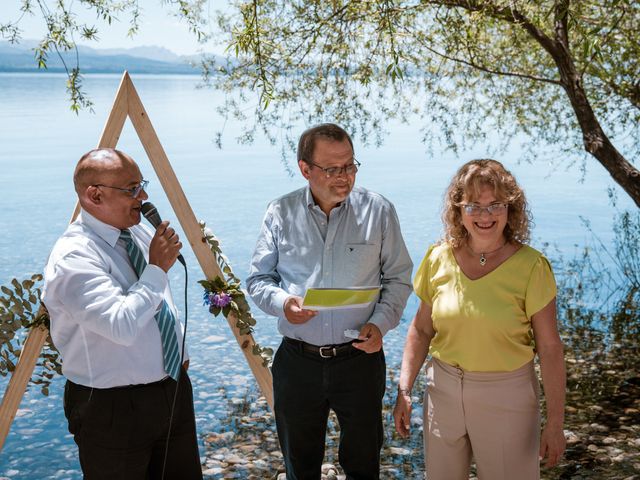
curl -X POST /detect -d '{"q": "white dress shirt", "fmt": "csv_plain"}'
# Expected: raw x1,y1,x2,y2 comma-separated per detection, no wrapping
42,209,186,388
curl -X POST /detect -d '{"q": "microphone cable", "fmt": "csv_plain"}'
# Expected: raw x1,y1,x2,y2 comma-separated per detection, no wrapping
139,203,193,478
160,257,189,480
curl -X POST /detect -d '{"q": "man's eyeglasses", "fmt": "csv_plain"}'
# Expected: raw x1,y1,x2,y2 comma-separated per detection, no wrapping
460,202,508,216
310,159,361,178
93,179,149,198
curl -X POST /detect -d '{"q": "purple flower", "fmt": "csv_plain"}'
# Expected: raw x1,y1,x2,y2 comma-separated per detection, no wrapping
210,292,232,308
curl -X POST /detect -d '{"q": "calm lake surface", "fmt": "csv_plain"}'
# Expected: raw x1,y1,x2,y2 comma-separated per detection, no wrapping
0,73,634,478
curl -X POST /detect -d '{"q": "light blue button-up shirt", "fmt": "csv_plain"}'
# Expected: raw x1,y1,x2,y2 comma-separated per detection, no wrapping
246,186,413,346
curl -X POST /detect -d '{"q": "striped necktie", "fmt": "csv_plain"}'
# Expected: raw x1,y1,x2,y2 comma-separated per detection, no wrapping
119,229,181,381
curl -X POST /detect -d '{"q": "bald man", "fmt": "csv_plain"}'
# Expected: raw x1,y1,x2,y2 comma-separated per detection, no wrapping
42,148,202,479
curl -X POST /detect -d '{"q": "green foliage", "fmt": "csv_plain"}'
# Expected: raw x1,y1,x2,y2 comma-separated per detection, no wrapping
199,222,273,367
0,274,62,396
1,0,208,112
210,0,639,202
551,212,640,478
556,209,640,333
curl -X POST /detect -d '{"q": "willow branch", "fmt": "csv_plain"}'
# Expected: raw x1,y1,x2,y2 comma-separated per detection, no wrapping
554,0,571,48
579,7,627,78
425,0,560,57
406,26,561,86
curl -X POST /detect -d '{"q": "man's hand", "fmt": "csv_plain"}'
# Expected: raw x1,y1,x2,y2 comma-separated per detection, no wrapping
284,296,317,324
539,423,566,468
352,323,382,353
149,220,182,272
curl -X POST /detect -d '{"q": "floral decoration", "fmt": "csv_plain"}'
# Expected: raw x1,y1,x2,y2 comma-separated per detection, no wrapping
199,222,273,367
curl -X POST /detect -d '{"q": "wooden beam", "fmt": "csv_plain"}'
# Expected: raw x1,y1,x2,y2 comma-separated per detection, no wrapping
71,72,130,221
0,326,49,451
97,73,130,148
125,73,274,408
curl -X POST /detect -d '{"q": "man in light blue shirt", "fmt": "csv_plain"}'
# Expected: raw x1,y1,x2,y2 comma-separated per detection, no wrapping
247,123,412,479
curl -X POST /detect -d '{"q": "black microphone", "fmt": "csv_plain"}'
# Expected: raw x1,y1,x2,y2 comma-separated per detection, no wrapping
140,202,186,266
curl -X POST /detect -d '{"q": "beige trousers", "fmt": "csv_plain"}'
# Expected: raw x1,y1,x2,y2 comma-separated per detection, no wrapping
423,358,541,480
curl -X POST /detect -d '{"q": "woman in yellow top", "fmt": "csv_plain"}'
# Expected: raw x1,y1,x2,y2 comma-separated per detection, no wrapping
393,159,566,479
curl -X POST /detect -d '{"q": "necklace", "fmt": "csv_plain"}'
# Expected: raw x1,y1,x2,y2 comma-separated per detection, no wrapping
467,241,507,266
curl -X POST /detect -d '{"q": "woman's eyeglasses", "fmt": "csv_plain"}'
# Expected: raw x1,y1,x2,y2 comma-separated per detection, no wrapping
460,202,508,216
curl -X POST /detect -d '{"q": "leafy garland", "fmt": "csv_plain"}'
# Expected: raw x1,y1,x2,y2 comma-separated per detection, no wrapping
198,222,273,367
0,274,61,395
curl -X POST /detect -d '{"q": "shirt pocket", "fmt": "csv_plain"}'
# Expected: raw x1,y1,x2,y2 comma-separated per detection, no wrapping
343,243,380,284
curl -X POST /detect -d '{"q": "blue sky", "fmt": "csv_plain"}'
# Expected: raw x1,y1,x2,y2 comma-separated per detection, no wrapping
4,1,230,55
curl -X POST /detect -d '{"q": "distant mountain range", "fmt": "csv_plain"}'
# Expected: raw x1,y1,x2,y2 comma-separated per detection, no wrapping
0,41,216,74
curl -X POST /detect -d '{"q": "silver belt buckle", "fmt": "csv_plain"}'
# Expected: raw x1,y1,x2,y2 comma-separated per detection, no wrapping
319,346,337,358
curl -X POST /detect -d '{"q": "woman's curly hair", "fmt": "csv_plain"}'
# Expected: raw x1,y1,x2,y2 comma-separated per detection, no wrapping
442,159,532,247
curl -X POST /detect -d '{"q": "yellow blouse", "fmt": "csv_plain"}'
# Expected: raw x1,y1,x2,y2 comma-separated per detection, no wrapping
414,242,556,372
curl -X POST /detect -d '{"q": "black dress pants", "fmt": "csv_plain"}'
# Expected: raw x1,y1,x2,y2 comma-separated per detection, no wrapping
272,337,386,480
63,368,202,480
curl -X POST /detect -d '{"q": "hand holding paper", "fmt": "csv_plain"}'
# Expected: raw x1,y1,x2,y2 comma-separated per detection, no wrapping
284,296,317,324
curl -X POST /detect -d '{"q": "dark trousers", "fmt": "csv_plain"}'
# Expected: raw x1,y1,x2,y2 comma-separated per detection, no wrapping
63,368,202,480
272,338,386,480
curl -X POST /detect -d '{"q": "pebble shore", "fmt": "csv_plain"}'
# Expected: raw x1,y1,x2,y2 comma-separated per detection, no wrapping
200,331,640,479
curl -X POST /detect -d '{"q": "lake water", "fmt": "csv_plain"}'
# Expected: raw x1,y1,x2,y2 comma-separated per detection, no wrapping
0,73,634,478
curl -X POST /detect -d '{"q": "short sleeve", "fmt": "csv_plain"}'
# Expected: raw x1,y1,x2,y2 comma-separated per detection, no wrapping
413,244,437,305
524,255,557,318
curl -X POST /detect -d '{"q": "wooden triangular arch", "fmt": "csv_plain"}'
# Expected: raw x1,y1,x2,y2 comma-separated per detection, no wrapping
0,72,273,451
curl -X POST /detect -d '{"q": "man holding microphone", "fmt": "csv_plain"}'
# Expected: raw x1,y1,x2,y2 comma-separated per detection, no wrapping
43,148,201,479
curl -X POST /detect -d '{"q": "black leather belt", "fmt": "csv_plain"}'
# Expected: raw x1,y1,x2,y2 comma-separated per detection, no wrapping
285,337,354,358
68,376,172,391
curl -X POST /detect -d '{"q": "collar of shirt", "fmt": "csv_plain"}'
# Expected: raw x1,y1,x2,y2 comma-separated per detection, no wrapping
304,185,350,213
77,208,122,248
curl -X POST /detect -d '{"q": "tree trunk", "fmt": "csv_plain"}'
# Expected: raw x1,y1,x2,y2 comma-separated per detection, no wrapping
446,0,640,207
549,38,640,208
